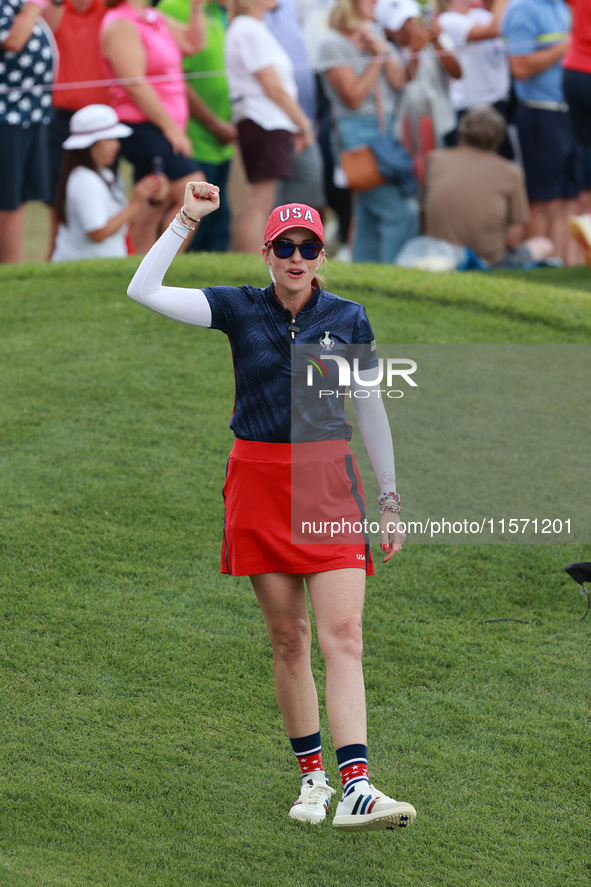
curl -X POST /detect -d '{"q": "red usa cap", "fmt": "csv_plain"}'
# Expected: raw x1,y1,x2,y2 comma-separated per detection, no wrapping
264,204,324,244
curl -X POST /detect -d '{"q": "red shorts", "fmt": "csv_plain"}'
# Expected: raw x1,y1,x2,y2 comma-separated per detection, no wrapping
221,439,374,576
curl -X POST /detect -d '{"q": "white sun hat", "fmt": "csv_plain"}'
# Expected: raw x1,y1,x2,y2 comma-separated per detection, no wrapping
376,0,421,31
62,104,133,150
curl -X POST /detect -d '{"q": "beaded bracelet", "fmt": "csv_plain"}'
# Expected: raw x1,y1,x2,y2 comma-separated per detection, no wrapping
180,207,200,226
377,491,401,515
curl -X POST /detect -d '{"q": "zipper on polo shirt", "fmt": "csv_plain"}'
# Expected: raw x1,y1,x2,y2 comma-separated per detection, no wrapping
284,308,301,340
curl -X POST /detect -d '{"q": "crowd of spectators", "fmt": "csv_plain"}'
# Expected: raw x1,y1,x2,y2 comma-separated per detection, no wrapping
0,0,589,267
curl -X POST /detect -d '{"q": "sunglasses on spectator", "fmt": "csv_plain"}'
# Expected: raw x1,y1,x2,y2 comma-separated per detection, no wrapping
267,239,323,260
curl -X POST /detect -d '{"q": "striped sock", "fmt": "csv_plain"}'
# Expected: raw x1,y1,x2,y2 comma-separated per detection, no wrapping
336,743,370,796
290,731,325,780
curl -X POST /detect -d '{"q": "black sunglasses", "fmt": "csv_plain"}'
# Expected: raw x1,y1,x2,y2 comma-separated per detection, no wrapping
268,239,323,260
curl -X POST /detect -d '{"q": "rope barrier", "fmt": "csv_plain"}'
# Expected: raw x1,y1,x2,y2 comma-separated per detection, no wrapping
0,38,570,98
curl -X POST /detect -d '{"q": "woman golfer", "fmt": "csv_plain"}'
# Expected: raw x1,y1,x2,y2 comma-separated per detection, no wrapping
128,181,416,832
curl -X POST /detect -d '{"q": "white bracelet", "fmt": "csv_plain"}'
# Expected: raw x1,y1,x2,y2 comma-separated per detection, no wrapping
169,215,192,239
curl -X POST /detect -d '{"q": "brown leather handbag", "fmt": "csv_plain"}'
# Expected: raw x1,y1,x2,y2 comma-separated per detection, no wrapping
338,85,387,191
340,144,387,191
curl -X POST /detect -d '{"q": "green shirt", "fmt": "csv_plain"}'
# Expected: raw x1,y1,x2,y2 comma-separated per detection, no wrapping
157,0,234,164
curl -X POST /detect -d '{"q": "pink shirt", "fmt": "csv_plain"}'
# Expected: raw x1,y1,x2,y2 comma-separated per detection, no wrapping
100,3,188,129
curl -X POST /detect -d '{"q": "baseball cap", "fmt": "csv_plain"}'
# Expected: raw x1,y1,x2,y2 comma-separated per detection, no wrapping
62,104,133,150
264,204,324,244
376,0,420,31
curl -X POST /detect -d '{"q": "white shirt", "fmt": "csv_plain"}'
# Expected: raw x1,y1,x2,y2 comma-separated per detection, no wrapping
398,38,457,140
438,8,510,110
293,0,334,71
51,167,128,262
225,15,299,132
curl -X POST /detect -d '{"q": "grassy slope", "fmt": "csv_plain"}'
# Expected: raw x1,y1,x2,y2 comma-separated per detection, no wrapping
0,256,590,887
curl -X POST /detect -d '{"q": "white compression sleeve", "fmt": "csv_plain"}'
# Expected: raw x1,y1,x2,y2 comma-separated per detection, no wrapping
127,216,213,327
351,367,397,494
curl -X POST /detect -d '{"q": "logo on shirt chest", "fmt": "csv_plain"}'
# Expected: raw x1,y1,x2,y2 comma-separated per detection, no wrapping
319,330,335,351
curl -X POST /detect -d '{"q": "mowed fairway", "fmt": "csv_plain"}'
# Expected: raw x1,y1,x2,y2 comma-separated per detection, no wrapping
1,255,590,887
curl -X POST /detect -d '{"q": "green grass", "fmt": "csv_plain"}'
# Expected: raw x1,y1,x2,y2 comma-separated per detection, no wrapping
1,256,590,887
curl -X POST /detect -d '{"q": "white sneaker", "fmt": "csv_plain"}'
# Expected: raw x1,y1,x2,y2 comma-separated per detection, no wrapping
568,214,591,267
289,777,336,824
332,784,416,832
323,215,341,253
334,244,352,263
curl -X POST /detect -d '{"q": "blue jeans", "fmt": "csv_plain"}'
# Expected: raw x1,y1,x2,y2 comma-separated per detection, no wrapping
354,183,420,264
186,159,232,253
335,114,420,263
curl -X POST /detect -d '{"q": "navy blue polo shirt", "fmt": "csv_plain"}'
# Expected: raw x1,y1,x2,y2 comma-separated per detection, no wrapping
202,283,377,443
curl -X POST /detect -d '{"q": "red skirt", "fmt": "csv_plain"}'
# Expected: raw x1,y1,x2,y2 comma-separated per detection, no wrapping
221,439,374,576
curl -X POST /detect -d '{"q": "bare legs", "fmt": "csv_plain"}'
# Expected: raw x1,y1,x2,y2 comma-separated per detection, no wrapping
235,179,277,254
0,206,25,263
251,573,318,736
251,568,367,748
527,198,582,265
307,570,367,748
